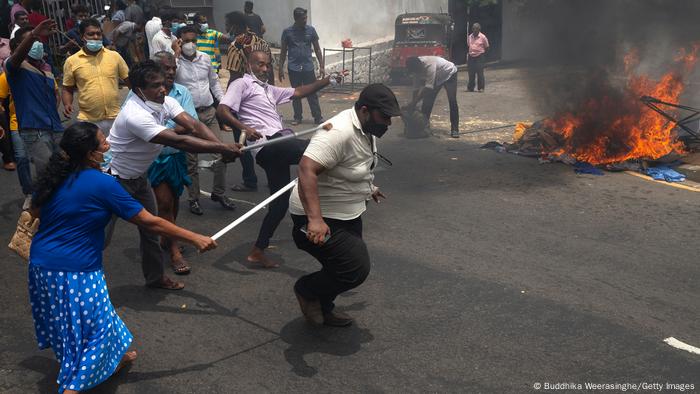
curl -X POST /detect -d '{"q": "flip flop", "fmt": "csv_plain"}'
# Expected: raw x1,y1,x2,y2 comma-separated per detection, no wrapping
170,256,191,275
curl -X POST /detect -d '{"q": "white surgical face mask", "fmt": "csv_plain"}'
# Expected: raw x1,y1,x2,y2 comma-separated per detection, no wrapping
182,42,196,57
138,88,164,113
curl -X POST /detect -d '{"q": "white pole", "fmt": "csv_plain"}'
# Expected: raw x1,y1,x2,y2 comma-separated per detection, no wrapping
211,178,298,241
240,123,332,152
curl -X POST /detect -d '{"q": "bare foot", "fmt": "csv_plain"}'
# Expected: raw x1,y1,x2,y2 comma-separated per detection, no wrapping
247,247,280,268
146,275,185,290
114,350,138,374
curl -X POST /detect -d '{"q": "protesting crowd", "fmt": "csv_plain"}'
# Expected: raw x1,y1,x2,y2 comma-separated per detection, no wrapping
0,1,492,392
0,2,408,393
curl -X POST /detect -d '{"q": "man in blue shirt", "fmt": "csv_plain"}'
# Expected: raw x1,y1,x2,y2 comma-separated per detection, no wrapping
279,7,324,126
5,20,63,208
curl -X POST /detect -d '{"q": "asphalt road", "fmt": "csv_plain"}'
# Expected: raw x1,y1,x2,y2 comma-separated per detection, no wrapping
1,69,698,393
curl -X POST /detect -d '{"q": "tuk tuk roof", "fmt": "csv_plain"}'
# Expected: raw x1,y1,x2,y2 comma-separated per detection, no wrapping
395,13,453,26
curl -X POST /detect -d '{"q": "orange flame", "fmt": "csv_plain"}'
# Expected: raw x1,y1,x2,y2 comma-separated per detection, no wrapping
535,45,699,165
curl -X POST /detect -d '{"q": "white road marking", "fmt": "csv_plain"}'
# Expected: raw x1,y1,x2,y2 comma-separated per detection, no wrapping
663,337,700,355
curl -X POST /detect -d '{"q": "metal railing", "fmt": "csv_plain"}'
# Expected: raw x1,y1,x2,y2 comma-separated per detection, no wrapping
40,0,110,73
322,46,372,93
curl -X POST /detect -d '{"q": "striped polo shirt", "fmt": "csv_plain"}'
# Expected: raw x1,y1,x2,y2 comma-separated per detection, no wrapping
197,29,224,71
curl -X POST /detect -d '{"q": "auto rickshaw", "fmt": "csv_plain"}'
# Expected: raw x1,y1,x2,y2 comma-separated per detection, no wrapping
390,13,454,84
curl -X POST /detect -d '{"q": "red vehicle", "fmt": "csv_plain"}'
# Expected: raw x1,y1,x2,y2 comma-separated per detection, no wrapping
390,13,454,84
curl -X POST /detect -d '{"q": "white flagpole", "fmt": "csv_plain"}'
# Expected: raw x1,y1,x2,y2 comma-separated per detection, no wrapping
211,178,298,241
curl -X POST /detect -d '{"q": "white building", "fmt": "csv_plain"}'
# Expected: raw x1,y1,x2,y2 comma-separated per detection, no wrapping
212,0,449,50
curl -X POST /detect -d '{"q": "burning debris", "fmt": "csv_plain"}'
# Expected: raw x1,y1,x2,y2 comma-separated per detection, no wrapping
486,44,700,180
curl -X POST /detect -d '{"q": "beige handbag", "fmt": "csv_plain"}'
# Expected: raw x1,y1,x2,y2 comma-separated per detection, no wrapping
8,211,39,261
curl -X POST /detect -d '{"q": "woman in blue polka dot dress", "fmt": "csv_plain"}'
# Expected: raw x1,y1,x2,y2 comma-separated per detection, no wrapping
27,123,218,393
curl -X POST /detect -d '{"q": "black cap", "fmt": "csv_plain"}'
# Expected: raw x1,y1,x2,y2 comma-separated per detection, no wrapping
356,84,401,117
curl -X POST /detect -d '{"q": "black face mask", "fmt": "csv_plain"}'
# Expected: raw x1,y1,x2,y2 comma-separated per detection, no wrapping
363,115,388,138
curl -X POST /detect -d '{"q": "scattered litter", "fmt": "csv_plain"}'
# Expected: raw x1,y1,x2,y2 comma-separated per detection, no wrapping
481,141,506,152
604,161,643,172
180,304,187,309
646,166,686,182
574,162,604,176
451,157,458,161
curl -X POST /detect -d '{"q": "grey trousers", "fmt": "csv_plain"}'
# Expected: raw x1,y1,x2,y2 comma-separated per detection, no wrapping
105,174,165,285
187,106,227,200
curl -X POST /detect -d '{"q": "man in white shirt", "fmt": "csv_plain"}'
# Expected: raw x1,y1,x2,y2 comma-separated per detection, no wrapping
175,25,234,214
144,15,161,57
107,60,242,290
405,56,460,138
289,84,401,327
10,11,29,39
150,8,181,57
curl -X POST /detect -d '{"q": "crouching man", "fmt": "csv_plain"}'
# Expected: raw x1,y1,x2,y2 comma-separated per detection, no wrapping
289,84,401,327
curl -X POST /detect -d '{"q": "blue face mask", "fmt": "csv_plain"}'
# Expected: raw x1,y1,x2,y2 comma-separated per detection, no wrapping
171,22,185,33
85,39,103,52
28,41,44,61
199,23,208,33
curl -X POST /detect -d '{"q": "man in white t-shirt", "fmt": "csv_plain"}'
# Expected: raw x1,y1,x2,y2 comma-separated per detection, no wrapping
289,84,401,327
405,56,460,138
144,15,161,57
150,8,182,58
107,60,242,290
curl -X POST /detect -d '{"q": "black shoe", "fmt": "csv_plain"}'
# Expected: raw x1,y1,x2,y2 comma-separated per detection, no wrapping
323,311,353,327
314,117,325,125
189,200,204,216
294,288,324,325
451,130,460,138
211,194,237,210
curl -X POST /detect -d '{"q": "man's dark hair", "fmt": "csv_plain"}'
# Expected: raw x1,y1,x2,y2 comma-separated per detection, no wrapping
159,7,178,23
79,18,102,36
128,60,164,89
72,4,89,15
225,10,246,31
293,7,307,20
14,10,28,19
177,25,198,38
115,0,127,11
10,26,34,51
244,1,253,11
193,12,205,23
405,56,422,72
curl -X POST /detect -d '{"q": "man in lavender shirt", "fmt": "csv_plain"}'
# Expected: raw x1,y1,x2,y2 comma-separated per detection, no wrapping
216,50,339,268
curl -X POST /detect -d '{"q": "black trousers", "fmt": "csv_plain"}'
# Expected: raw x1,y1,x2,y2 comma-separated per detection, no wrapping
288,69,322,122
467,55,486,91
254,136,309,250
421,72,460,132
292,214,370,314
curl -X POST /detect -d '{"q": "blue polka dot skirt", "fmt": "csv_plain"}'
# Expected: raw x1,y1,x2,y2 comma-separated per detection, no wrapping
28,265,133,393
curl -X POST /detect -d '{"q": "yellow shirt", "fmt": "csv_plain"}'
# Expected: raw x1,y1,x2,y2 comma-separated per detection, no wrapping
0,72,18,131
62,48,129,121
